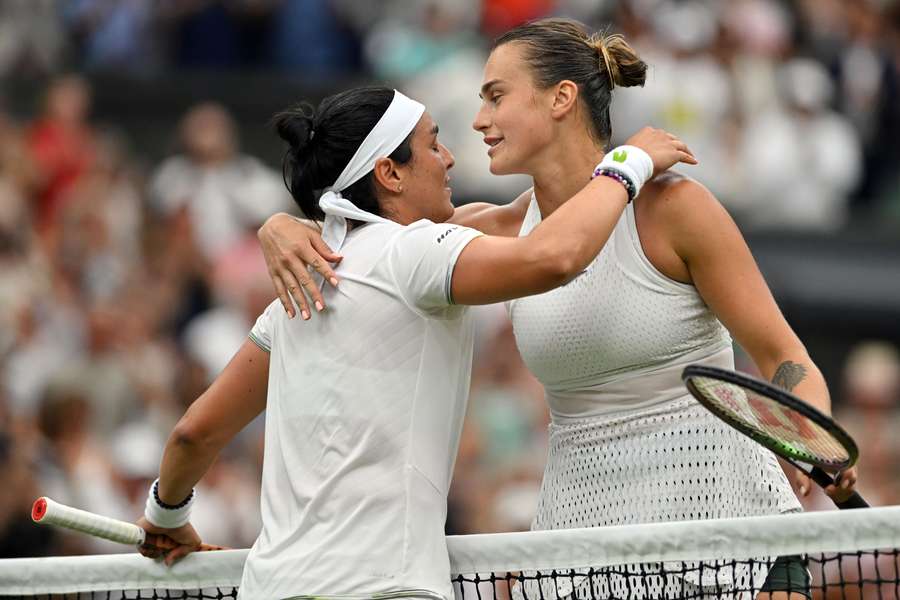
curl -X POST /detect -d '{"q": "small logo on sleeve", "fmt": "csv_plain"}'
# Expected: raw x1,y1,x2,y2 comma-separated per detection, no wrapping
436,227,459,244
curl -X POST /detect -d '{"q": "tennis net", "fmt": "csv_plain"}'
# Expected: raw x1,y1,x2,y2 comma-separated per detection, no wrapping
1,506,899,599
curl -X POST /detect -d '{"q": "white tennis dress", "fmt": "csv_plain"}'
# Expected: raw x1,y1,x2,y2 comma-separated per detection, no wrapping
508,196,800,598
241,219,481,600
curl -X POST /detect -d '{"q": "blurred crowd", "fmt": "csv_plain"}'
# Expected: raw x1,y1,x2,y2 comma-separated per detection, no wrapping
1,0,900,559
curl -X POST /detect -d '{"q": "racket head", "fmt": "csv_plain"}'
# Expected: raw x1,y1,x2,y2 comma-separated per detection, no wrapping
682,365,858,471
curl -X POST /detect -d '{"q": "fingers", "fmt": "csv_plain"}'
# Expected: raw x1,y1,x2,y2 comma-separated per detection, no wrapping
139,542,163,559
835,468,858,492
163,543,198,567
310,237,344,273
198,543,230,551
269,271,296,319
678,151,699,165
281,267,311,320
794,471,811,497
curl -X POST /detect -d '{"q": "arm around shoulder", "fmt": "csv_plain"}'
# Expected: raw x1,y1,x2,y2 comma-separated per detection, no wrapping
450,176,629,305
447,188,532,237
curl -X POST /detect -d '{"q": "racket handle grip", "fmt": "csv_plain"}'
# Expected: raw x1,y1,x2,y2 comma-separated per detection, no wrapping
32,497,146,545
808,467,870,509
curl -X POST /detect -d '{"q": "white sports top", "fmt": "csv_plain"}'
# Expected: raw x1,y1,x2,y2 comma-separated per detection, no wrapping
240,219,481,600
508,195,800,596
509,195,733,421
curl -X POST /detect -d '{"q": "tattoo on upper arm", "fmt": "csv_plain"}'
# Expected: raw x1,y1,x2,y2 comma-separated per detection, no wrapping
772,361,808,391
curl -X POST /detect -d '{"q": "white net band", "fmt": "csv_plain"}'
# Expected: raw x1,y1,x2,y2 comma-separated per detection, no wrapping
1,505,899,597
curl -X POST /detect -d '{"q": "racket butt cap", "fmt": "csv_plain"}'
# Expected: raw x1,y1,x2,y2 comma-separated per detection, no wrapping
32,497,48,522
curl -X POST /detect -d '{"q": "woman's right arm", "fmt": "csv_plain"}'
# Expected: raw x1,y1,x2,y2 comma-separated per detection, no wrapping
450,175,628,305
446,189,533,235
451,128,695,305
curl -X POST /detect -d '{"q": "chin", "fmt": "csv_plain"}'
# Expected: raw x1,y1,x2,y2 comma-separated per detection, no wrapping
436,203,455,223
488,154,519,176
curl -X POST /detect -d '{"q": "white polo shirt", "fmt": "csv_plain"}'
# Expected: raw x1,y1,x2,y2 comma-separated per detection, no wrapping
239,219,482,600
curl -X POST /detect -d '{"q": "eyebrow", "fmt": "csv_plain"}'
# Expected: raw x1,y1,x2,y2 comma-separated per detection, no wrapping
431,123,439,136
478,79,503,99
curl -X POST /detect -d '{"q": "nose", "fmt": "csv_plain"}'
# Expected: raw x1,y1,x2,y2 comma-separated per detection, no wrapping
441,143,455,170
472,102,489,133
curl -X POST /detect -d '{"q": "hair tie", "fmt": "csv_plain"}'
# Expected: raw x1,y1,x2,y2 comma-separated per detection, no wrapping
592,33,621,89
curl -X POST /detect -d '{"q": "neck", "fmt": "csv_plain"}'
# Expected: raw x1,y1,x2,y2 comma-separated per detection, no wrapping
530,133,604,219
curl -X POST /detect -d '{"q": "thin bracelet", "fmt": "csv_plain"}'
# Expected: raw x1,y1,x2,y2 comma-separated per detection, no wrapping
593,168,636,202
153,480,194,510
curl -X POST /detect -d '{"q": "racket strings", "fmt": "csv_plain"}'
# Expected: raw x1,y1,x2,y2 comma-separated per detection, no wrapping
691,377,850,469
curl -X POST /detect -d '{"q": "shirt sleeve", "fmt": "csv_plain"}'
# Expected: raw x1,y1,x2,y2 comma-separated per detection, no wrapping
248,300,281,352
387,221,483,318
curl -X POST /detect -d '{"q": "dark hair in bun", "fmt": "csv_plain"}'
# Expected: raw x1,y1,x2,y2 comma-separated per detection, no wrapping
273,86,415,221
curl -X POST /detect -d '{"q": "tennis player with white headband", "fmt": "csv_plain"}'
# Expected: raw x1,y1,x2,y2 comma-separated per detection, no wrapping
136,86,695,599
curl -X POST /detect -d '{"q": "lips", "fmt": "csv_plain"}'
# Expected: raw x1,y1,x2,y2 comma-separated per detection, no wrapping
484,136,504,157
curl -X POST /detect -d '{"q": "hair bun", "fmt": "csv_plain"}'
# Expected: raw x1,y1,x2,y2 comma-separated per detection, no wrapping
273,103,316,155
592,33,648,89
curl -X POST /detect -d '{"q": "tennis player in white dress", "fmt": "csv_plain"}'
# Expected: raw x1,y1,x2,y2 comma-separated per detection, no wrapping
135,85,693,600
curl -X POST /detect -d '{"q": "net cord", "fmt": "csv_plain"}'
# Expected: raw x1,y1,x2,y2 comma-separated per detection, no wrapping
1,506,899,595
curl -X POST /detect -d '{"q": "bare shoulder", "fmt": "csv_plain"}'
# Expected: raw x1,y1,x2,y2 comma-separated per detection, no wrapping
640,172,734,248
640,172,719,215
449,188,532,237
634,172,739,280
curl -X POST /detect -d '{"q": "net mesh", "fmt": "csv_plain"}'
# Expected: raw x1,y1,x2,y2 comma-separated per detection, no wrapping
2,507,899,600
687,375,851,469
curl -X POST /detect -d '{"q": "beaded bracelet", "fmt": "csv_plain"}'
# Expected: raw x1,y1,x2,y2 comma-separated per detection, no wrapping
593,167,637,203
145,478,195,529
153,480,194,510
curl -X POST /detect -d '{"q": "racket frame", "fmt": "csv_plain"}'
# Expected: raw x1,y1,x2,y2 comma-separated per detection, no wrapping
682,364,868,510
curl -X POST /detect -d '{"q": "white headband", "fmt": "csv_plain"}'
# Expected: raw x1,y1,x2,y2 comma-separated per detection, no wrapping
318,90,425,252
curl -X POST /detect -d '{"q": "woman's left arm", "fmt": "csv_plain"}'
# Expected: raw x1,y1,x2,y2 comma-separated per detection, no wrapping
658,179,857,498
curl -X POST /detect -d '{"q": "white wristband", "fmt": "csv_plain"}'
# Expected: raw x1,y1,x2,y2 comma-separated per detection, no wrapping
594,145,654,200
144,479,194,529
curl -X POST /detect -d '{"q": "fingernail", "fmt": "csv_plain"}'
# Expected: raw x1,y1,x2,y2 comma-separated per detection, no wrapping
315,301,324,312
329,277,339,287
302,310,310,320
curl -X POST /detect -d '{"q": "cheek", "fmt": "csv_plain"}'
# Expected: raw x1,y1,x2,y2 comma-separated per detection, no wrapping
499,103,546,151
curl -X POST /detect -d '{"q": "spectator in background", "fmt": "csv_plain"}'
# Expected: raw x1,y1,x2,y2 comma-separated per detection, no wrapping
481,0,555,37
737,58,862,231
364,0,531,202
833,341,900,508
167,0,280,68
182,237,274,381
63,0,165,75
0,0,66,77
149,102,292,262
54,129,143,304
612,0,739,202
26,76,96,238
267,0,362,75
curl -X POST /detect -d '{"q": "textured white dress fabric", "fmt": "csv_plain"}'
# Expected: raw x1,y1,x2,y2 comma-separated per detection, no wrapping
507,196,800,599
242,219,481,600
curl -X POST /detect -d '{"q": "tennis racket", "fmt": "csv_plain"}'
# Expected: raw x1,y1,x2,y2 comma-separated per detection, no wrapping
31,496,226,551
681,365,868,509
